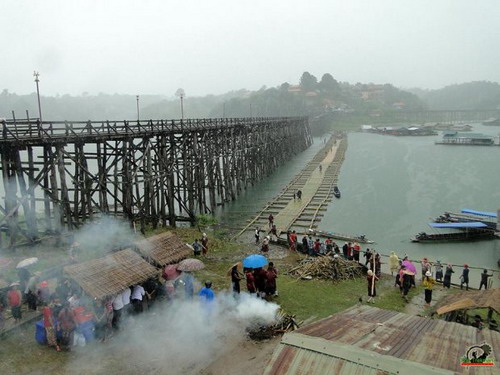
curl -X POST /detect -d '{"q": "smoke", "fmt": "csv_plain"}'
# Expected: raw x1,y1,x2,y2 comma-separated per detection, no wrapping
66,293,280,373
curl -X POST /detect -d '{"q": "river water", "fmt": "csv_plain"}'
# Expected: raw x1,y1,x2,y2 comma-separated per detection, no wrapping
218,124,500,287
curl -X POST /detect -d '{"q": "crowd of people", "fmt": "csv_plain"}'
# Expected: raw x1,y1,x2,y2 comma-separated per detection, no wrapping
231,262,278,300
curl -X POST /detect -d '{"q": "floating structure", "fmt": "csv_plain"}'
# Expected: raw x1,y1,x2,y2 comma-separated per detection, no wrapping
483,118,500,126
435,209,497,230
436,131,495,146
308,228,374,244
364,125,438,136
412,222,498,243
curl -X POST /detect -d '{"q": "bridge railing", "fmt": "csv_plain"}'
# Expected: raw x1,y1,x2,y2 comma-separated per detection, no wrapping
0,117,306,143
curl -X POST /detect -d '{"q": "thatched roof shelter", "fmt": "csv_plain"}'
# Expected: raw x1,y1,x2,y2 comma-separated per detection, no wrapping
64,249,158,300
435,289,500,315
135,232,191,267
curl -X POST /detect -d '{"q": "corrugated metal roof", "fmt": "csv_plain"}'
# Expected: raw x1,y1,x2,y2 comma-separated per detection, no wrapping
264,306,500,375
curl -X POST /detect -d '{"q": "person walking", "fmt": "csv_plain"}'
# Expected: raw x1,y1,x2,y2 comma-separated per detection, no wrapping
301,235,309,254
268,214,274,229
366,270,378,303
201,233,209,256
479,269,493,290
460,264,470,290
443,264,454,289
421,258,431,280
255,227,260,244
353,242,361,262
402,268,413,302
192,239,202,256
261,236,270,253
422,271,435,307
389,252,399,276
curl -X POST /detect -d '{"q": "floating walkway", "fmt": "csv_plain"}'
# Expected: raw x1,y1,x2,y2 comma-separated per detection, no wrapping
234,134,347,239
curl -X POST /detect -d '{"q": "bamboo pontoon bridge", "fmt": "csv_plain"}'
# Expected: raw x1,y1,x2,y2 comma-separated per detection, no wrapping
0,117,312,247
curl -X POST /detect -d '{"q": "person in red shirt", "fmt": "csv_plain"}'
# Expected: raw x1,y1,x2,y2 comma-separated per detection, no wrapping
43,302,61,351
7,283,22,323
245,269,256,295
289,231,297,251
57,302,76,351
313,239,321,256
265,263,278,297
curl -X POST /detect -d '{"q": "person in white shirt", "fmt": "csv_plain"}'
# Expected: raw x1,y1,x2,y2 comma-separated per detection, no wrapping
121,287,131,314
131,284,145,313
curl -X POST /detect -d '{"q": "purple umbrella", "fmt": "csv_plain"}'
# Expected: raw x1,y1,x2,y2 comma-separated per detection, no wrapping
402,260,416,273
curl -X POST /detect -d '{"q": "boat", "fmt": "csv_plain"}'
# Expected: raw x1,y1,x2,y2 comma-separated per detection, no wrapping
333,186,341,198
483,118,500,126
435,131,494,146
308,229,374,244
411,222,499,243
434,209,498,230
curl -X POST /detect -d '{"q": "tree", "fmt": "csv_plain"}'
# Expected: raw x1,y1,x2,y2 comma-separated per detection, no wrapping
299,72,317,92
318,73,340,93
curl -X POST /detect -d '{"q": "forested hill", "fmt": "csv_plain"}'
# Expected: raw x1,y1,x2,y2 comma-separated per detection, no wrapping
1,72,425,120
410,81,500,110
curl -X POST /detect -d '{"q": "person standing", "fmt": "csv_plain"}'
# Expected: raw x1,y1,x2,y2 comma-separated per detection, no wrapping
192,239,202,257
254,267,267,298
389,252,399,276
296,190,302,200
265,263,278,297
421,258,431,280
256,227,263,245
25,273,39,311
301,235,309,254
131,284,145,313
353,242,361,262
57,302,76,351
479,269,493,290
289,230,297,251
112,292,124,330
198,281,215,302
366,270,378,303
460,264,470,290
342,242,349,259
7,283,22,323
443,264,454,289
121,287,132,315
434,260,443,282
268,214,274,229
245,268,256,295
422,271,435,307
183,272,194,300
313,239,321,256
201,233,209,256
42,302,61,351
364,248,372,266
231,265,243,295
261,236,270,253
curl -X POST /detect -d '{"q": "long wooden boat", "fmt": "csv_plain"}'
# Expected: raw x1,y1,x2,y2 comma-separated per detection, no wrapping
411,230,498,243
308,229,374,244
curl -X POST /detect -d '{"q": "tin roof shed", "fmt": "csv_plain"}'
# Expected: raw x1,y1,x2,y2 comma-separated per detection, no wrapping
264,305,499,375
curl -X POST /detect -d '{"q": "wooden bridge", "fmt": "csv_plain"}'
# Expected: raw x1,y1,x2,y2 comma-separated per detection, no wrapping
0,117,312,248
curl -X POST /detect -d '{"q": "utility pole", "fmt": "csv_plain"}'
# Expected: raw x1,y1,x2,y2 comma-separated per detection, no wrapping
33,71,42,122
175,88,185,120
136,95,140,121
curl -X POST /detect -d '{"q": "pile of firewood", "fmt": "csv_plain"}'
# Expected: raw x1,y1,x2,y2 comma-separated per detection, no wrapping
286,256,364,281
247,310,301,341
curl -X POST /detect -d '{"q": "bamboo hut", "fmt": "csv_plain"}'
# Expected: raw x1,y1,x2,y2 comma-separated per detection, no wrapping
64,249,158,300
134,232,191,267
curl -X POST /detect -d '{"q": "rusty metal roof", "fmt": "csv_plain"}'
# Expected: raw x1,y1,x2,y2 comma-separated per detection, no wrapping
264,305,500,375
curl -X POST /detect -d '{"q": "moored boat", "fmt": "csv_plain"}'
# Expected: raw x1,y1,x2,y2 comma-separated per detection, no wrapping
412,222,499,243
308,229,374,244
333,186,341,198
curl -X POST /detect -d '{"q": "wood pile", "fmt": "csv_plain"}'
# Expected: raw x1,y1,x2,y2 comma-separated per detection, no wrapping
287,256,364,281
248,310,301,341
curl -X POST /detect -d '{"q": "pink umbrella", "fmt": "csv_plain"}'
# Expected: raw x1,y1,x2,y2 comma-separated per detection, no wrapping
402,260,417,273
163,264,181,281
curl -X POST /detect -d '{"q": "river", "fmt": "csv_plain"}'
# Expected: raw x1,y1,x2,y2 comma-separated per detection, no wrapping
217,123,500,287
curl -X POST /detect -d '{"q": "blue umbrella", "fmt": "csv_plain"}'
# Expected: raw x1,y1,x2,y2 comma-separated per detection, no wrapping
242,254,268,269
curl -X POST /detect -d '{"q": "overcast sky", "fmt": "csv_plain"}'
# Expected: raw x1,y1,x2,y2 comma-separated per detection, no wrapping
1,0,499,97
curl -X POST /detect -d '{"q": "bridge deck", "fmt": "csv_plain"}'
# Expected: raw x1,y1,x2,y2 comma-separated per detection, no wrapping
235,134,347,239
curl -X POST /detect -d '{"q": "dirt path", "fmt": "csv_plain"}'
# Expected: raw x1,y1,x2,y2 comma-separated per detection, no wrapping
405,286,455,316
